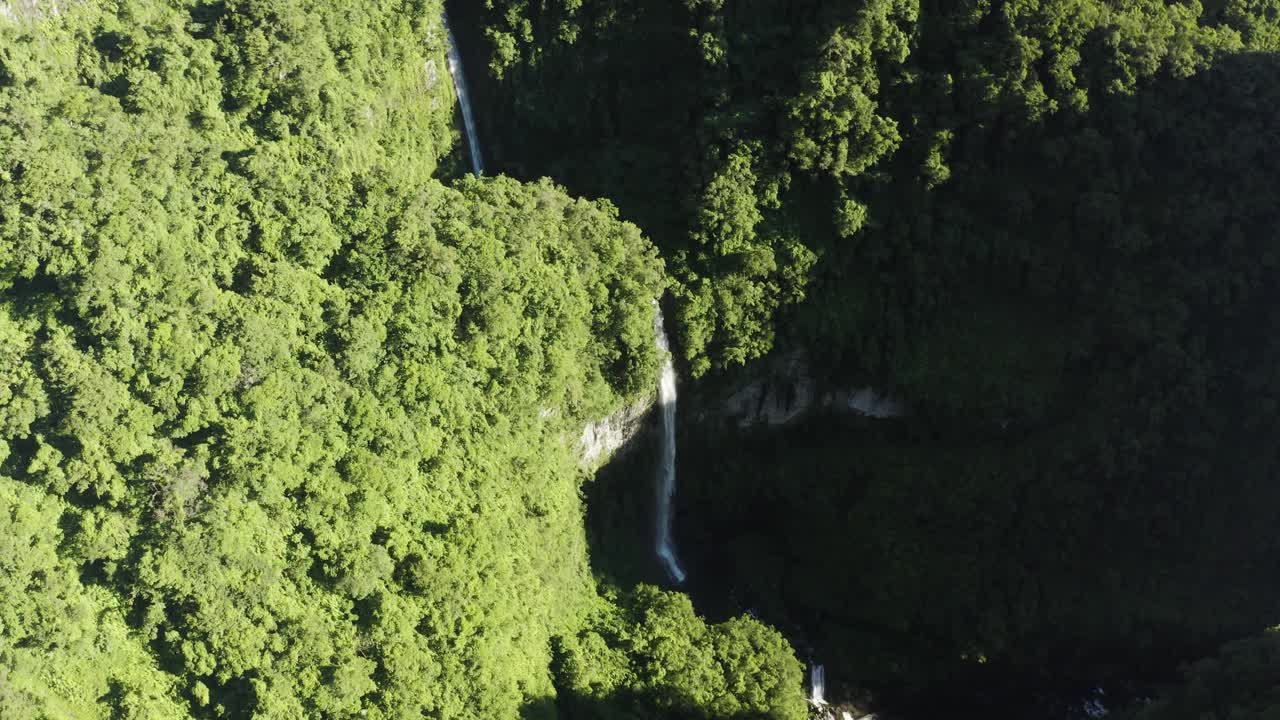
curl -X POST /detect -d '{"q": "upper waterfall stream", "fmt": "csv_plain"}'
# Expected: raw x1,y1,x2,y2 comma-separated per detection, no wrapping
444,12,485,176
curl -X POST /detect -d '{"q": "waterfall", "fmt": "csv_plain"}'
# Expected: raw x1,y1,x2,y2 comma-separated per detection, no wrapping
655,306,687,584
443,12,485,176
810,664,827,706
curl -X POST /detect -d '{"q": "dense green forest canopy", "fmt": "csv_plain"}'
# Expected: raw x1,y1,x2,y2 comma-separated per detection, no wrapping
6,0,1280,716
0,1,806,718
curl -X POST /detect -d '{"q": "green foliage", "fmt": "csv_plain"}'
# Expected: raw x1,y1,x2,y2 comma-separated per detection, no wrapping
0,1,796,718
8,0,1280,715
785,0,914,178
0,479,184,720
474,0,921,374
1208,0,1280,49
675,146,817,375
471,0,1262,376
554,587,807,720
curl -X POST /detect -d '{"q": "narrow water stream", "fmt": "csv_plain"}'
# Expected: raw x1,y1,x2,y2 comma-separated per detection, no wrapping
655,306,687,584
443,11,484,176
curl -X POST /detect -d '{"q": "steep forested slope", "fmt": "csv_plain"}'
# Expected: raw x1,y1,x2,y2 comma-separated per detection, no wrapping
471,0,1280,379
0,2,806,718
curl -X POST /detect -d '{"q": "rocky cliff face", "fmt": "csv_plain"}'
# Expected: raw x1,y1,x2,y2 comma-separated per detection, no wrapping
576,350,904,467
1,0,63,22
578,394,656,469
697,351,906,428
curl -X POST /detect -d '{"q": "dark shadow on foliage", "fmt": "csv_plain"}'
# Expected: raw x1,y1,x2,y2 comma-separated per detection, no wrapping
92,31,127,63
522,686,792,720
658,50,1280,720
100,679,130,720
188,1,226,41
581,411,671,593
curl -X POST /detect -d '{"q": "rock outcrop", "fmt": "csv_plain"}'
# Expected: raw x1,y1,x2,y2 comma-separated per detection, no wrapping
578,394,656,469
1,0,62,21
704,351,906,428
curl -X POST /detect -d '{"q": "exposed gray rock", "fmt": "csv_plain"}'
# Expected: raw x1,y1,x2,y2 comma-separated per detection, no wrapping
576,346,905,466
829,387,907,419
708,351,906,428
1,0,61,22
423,59,439,91
577,394,655,469
723,351,817,426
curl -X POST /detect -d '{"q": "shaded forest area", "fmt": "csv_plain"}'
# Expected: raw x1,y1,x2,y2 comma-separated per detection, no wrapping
463,0,1280,716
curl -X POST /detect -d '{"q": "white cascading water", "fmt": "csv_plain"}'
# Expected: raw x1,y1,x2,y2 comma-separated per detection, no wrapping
443,12,485,176
810,664,827,706
654,306,687,584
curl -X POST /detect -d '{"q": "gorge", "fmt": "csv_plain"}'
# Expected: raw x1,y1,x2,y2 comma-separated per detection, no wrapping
456,0,1280,717
445,1,1280,715
4,1,1280,718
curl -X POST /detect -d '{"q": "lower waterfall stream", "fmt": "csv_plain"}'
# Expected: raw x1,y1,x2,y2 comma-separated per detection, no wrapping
654,306,687,585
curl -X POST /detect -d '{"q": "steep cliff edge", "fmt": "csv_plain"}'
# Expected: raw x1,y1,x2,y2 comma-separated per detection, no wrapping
689,350,906,429
578,393,656,469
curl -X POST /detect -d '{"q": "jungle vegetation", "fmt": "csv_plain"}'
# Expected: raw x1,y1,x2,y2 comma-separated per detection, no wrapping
6,0,1280,717
0,1,804,718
